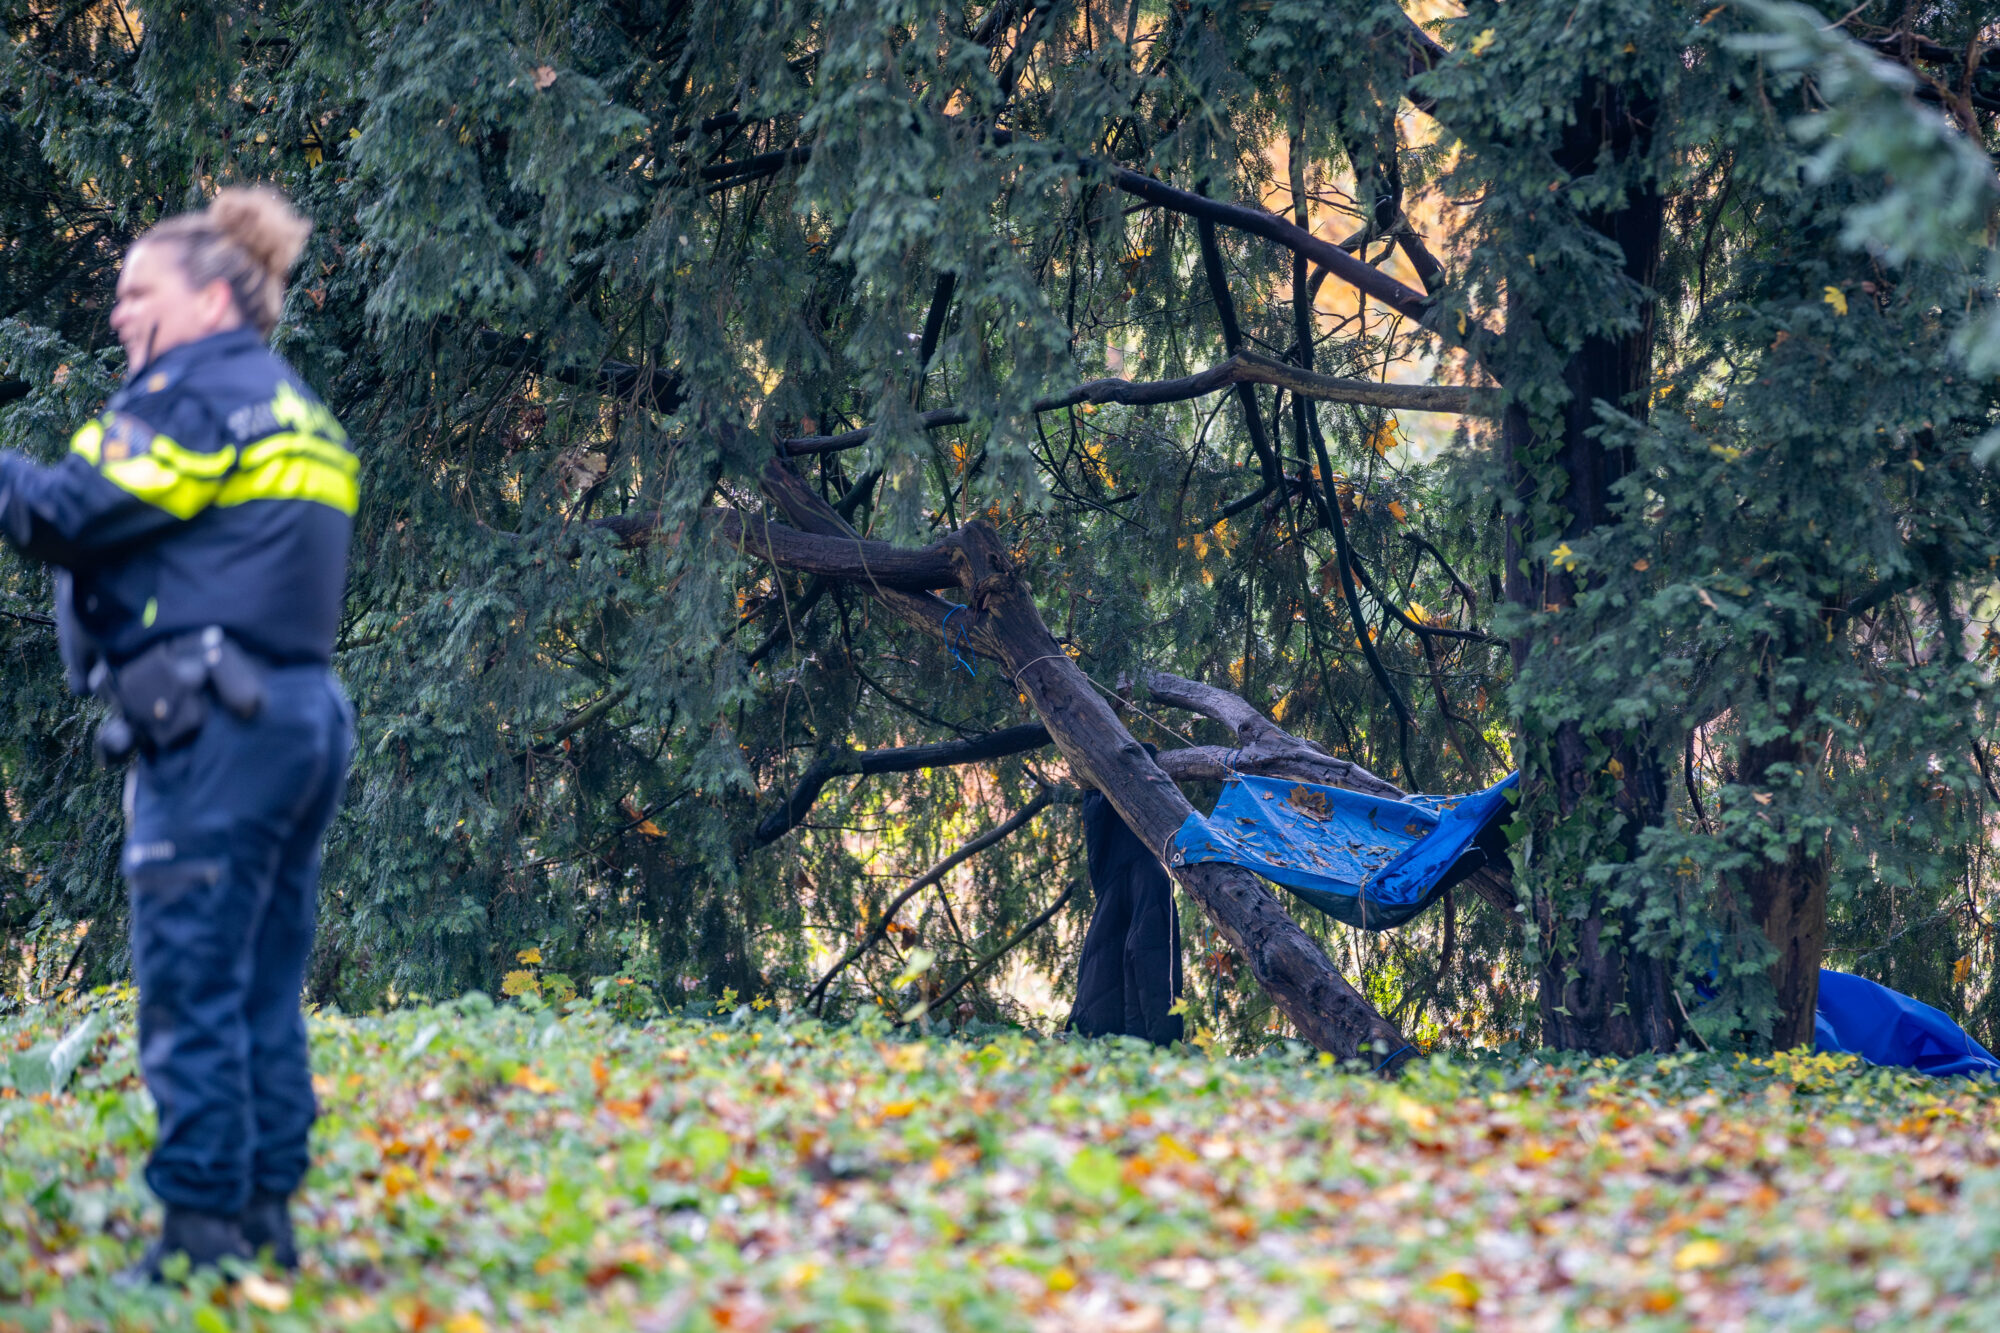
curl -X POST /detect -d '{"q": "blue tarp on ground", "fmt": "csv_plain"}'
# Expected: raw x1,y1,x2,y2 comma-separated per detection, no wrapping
1168,771,1520,931
1815,969,2000,1078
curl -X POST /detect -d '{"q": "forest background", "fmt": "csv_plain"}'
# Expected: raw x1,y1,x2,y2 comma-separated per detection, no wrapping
1,0,1998,1061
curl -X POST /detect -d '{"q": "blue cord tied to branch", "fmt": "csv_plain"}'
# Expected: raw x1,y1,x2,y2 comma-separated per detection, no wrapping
940,603,977,678
1373,1042,1415,1073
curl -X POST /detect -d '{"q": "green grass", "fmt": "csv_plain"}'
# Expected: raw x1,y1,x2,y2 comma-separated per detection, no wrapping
6,988,2000,1331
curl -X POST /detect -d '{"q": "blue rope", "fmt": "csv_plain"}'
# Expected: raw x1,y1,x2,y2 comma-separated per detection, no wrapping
1373,1042,1415,1073
940,604,977,678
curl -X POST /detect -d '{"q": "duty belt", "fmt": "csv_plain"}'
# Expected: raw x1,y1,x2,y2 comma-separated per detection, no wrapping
89,627,267,765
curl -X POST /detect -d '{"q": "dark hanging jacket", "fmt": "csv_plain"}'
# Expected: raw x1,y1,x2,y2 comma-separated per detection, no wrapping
1067,789,1185,1045
0,326,356,685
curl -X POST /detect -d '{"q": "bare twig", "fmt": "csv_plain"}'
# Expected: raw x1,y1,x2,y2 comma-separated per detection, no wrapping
806,789,1055,1012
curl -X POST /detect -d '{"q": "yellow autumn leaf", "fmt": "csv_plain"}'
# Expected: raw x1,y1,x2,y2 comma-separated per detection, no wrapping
1430,1270,1480,1309
515,947,543,965
1823,286,1848,316
512,1066,559,1094
1469,27,1497,53
1046,1265,1078,1292
1606,757,1626,780
1674,1238,1727,1270
1367,419,1400,456
1393,1096,1437,1133
1386,499,1409,523
1954,956,1972,985
444,1315,491,1333
500,969,540,998
881,1099,918,1118
1549,543,1579,571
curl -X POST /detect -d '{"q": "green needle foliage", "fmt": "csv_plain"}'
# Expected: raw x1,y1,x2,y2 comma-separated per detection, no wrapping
0,0,1995,1059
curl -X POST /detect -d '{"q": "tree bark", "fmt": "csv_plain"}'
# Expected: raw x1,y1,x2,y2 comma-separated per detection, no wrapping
1504,80,1678,1056
1739,697,1829,1049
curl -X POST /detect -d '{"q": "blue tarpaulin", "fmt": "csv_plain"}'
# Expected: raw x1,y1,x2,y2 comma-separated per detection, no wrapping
1165,769,1996,1077
1169,772,1519,931
1814,969,2000,1077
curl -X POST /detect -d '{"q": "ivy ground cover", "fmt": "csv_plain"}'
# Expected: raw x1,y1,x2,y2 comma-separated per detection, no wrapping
6,992,2000,1331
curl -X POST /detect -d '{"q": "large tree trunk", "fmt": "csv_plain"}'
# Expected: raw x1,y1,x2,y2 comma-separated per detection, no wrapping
1739,695,1829,1049
1504,81,1678,1055
757,462,1410,1065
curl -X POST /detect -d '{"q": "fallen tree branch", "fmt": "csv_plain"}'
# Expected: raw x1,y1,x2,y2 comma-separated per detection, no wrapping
805,788,1055,1011
751,459,1406,1062
755,722,1052,844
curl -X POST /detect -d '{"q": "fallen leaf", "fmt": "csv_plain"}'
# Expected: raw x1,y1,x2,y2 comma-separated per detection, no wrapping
1673,1238,1727,1270
240,1273,292,1311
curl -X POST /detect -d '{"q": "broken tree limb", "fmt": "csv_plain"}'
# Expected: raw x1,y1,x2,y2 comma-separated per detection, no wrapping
780,350,1493,456
754,722,1053,844
804,788,1056,1012
756,461,1010,665
748,460,1408,1062
941,520,1410,1063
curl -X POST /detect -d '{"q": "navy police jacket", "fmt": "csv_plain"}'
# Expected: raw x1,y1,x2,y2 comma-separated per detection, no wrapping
0,326,356,680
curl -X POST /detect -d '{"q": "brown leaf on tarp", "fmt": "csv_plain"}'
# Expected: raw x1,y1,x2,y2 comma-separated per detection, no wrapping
1287,785,1332,820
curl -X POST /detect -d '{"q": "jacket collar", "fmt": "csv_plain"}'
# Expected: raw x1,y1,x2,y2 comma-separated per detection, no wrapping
125,325,266,390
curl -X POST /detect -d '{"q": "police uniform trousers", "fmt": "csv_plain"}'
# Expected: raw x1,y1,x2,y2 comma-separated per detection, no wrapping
123,665,353,1215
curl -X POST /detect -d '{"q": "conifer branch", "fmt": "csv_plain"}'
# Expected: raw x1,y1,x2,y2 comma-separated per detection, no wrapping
780,351,1491,456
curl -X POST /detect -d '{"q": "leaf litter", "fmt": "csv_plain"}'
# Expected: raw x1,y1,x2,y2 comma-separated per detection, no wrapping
4,991,2000,1330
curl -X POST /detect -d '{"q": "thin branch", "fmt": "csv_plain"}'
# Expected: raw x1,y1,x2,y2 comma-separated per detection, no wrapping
902,881,1077,1027
589,507,961,588
804,789,1055,1011
780,350,1491,456
754,723,1053,843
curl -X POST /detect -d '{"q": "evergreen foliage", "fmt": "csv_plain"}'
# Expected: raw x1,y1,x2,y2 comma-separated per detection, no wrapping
0,0,1995,1056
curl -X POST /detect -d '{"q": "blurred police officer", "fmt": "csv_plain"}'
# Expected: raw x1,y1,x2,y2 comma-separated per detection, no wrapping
0,187,356,1280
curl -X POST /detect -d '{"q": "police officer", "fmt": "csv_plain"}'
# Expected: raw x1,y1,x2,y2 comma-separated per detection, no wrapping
0,187,356,1280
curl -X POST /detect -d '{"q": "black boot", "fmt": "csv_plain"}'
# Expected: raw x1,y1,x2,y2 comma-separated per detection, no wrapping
115,1205,251,1286
239,1191,298,1271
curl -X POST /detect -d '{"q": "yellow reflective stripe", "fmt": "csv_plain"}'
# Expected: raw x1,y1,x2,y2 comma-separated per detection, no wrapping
70,419,105,466
237,431,359,476
147,434,237,480
97,432,237,519
215,454,359,515
99,454,229,519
